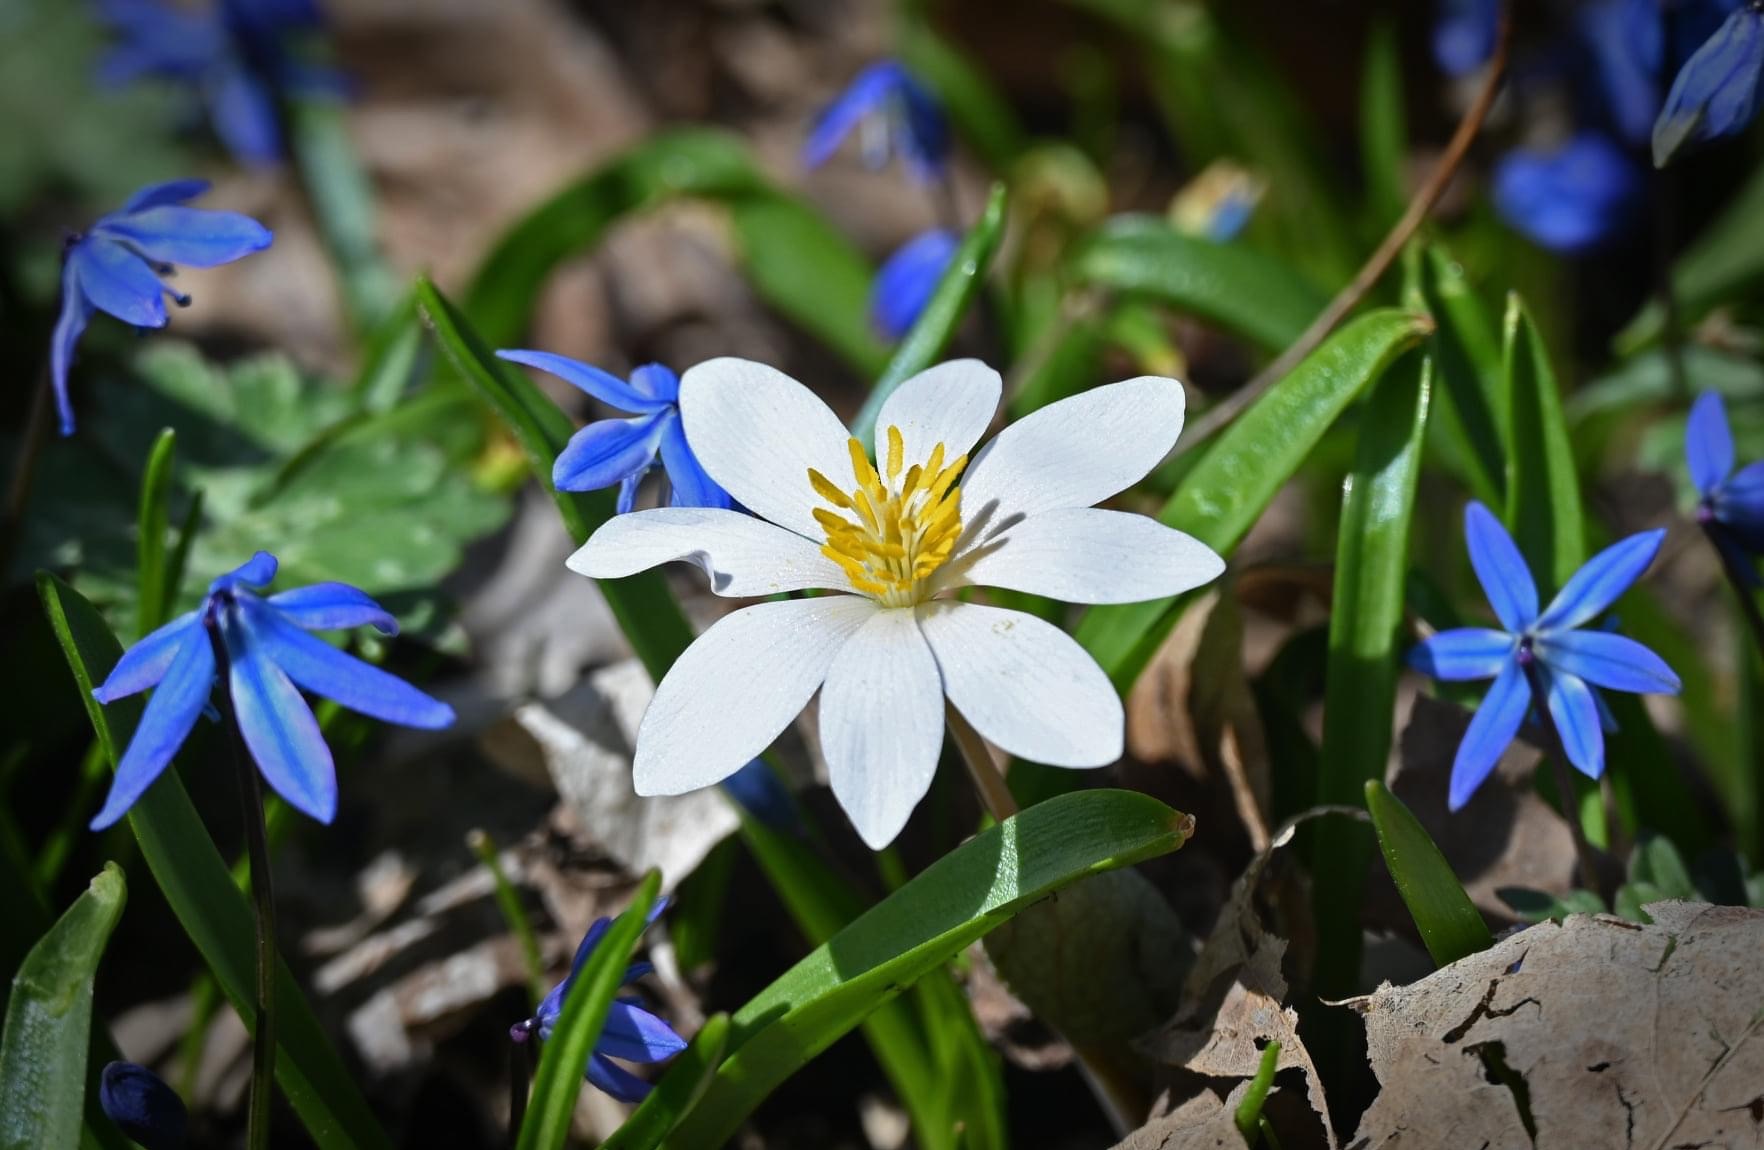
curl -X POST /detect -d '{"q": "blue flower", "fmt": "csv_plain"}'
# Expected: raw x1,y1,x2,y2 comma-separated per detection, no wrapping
493,353,730,515
1493,133,1642,253
803,60,950,180
90,553,454,829
99,1062,187,1150
1687,391,1764,579
871,229,957,342
1409,502,1680,810
721,758,799,834
1434,0,1500,76
95,0,337,167
510,899,685,1103
1577,0,1668,145
53,180,272,436
1654,3,1764,166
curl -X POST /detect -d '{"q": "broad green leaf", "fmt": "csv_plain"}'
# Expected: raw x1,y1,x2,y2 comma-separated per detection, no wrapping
1312,352,1433,998
0,863,126,1150
1412,244,1505,507
38,573,393,1150
853,183,1009,446
898,25,1027,169
599,1014,730,1150
1359,21,1406,231
135,427,176,638
1072,216,1327,353
1618,160,1764,353
518,872,661,1150
1502,294,1583,594
664,790,1193,1148
1076,309,1431,686
1365,781,1493,966
1627,833,1696,900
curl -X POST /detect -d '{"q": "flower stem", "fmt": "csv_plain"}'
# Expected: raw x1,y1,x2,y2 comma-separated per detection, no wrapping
206,619,277,1150
1520,662,1603,895
0,360,53,579
507,1039,534,1149
1707,526,1764,666
945,704,1018,821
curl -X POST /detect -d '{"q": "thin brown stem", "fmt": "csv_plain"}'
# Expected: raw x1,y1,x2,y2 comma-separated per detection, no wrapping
1,361,53,577
1522,661,1604,895
946,704,1018,820
1172,0,1514,455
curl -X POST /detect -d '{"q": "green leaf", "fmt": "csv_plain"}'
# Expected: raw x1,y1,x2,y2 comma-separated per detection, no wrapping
1495,886,1605,924
598,1014,730,1150
1365,780,1493,966
1618,159,1764,353
898,25,1027,169
1502,294,1583,594
1627,833,1696,900
1072,216,1327,353
852,183,1010,447
135,427,177,638
38,574,393,1150
663,790,1193,1148
1312,352,1433,997
730,196,888,375
1359,20,1406,231
290,96,400,333
1076,309,1431,686
1234,1039,1281,1142
1412,244,1505,507
0,863,126,1150
518,872,662,1150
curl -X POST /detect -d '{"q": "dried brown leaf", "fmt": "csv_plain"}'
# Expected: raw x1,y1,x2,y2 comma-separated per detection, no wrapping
1109,1081,1257,1150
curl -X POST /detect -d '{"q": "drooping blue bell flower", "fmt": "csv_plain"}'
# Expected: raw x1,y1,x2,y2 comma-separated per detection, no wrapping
510,898,685,1103
1493,133,1642,253
803,60,950,180
1686,391,1764,580
1409,502,1680,810
494,353,730,515
720,757,800,834
871,229,957,342
1653,3,1764,165
99,1062,187,1150
52,179,272,436
90,552,454,829
1434,0,1501,76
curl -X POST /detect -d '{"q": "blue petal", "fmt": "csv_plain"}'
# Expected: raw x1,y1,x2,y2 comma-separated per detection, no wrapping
1448,658,1530,812
1433,0,1500,76
628,364,680,404
658,411,731,510
872,229,957,341
99,1061,188,1150
96,206,272,268
211,551,278,592
1464,501,1539,631
495,350,668,413
615,470,644,516
553,414,667,494
1715,459,1764,540
205,59,285,167
94,611,202,702
1654,7,1764,166
1576,0,1662,146
121,179,210,214
265,582,398,634
72,239,170,328
1542,667,1606,780
51,262,94,437
586,1054,652,1104
1686,391,1735,496
1493,134,1641,253
1536,630,1682,695
1408,628,1516,682
598,1000,687,1064
225,613,337,822
241,599,454,728
719,757,799,832
90,628,214,830
803,62,897,169
1536,529,1666,633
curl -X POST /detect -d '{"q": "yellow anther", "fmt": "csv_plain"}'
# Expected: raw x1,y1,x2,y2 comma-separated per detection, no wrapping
808,468,853,509
886,426,904,481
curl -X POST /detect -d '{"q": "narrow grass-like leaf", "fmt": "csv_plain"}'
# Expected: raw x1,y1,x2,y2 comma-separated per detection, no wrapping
468,829,546,1005
1618,160,1764,352
1234,1039,1282,1142
663,790,1194,1148
38,574,392,1150
1312,353,1432,999
1413,244,1505,507
851,183,1009,447
0,863,126,1150
1072,216,1327,353
1076,310,1431,686
1502,294,1583,594
898,24,1027,168
1359,21,1406,231
290,97,399,333
135,428,176,638
598,1014,731,1150
1365,780,1493,966
518,872,661,1150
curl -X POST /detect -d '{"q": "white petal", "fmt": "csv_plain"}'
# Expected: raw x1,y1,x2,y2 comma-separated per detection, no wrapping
634,595,878,795
569,507,849,597
955,376,1186,555
679,358,857,539
873,359,1001,468
948,507,1225,604
916,600,1122,767
818,607,946,849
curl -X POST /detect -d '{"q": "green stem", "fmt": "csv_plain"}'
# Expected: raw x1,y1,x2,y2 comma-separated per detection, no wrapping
468,828,548,1005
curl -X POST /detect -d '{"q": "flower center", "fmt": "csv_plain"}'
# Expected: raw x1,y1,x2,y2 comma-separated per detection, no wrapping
808,426,966,607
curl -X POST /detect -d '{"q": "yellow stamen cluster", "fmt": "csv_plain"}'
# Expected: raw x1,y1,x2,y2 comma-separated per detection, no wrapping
809,426,967,607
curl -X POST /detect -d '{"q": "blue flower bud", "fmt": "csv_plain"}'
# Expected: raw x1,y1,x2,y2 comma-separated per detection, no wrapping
1654,3,1764,166
99,1062,187,1150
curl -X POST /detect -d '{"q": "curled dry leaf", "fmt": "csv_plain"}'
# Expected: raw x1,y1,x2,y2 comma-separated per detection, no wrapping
1349,901,1764,1149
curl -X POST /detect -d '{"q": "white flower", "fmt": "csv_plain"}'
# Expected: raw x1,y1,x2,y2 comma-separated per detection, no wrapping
570,358,1225,848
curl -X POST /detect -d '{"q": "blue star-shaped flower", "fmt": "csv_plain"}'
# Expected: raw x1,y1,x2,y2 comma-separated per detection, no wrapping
1493,132,1641,254
53,179,272,436
493,353,731,515
95,0,338,167
871,229,957,342
1687,391,1764,580
1433,0,1501,76
1409,502,1681,810
510,899,685,1103
1654,3,1764,166
803,60,950,181
90,552,454,829
99,1062,187,1150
